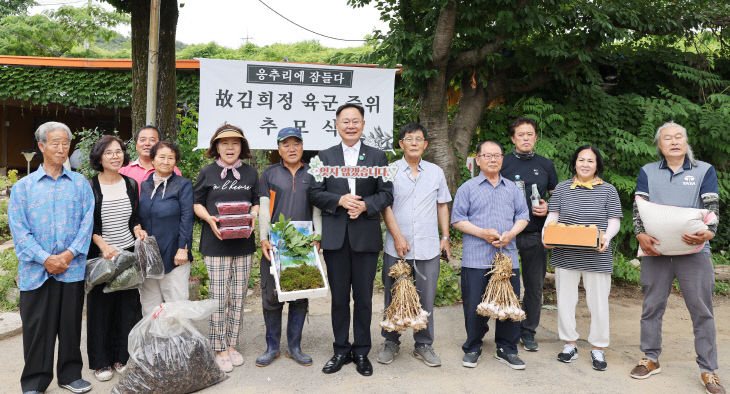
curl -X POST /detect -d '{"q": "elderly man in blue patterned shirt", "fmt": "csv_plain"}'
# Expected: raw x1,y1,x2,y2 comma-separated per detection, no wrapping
8,122,94,394
451,140,529,371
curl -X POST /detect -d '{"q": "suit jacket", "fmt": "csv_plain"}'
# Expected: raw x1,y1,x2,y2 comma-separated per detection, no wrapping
309,142,393,252
138,173,194,274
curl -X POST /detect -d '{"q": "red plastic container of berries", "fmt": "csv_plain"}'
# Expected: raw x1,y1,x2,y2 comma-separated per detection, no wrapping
215,201,251,215
217,214,253,227
219,226,253,240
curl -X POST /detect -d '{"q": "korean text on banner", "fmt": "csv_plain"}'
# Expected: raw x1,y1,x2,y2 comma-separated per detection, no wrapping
198,59,397,151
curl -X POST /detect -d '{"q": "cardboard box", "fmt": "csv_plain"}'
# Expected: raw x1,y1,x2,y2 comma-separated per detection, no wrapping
544,225,600,249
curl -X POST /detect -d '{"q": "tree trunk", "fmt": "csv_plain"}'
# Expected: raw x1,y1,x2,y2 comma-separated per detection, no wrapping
155,0,178,140
129,0,178,140
130,0,148,134
420,2,462,194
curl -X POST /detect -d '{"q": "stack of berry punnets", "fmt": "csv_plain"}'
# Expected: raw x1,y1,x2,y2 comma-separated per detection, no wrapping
214,201,253,239
476,252,526,321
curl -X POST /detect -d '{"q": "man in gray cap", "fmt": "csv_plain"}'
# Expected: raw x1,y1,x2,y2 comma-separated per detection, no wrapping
257,127,322,367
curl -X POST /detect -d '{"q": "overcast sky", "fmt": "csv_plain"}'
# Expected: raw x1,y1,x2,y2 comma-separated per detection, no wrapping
30,0,390,49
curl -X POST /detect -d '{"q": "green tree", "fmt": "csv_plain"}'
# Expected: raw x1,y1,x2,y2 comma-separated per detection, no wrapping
104,0,179,140
0,0,35,18
0,4,128,57
351,0,729,193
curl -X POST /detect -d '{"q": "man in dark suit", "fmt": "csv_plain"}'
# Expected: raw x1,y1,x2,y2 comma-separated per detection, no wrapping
309,103,393,376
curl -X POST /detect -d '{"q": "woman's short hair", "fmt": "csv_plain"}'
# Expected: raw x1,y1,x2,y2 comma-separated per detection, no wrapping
150,141,181,163
206,123,251,160
570,145,604,176
89,135,130,172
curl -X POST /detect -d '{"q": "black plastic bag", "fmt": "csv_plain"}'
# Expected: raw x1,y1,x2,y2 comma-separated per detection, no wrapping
135,236,164,279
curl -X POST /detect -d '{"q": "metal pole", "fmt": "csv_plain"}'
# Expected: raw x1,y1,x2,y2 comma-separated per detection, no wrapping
145,0,161,125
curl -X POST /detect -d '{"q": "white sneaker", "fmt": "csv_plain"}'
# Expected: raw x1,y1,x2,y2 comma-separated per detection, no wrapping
94,367,113,382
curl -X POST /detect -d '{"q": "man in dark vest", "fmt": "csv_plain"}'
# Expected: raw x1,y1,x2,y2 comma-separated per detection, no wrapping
500,117,558,352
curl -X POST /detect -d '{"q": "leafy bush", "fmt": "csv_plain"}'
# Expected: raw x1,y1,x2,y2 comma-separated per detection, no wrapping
176,105,209,182
190,222,209,299
0,249,19,311
0,169,18,190
434,261,461,306
612,253,641,286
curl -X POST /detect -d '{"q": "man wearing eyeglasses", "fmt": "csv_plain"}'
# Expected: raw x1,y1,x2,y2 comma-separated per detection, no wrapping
451,140,529,370
500,117,558,352
376,123,451,368
309,103,394,377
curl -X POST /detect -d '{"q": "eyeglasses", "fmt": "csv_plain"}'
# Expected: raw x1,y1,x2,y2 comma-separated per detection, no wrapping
104,150,124,159
477,153,503,160
402,137,425,143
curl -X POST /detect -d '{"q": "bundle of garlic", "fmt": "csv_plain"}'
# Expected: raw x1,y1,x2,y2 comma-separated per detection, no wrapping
380,259,430,332
476,252,526,321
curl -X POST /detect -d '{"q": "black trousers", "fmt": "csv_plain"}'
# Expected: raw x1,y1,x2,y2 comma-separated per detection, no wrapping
260,256,308,315
461,267,521,354
323,229,379,357
86,285,142,370
516,231,547,336
19,278,84,392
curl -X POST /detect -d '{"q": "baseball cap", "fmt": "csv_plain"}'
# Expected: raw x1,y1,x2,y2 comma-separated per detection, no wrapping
277,127,303,142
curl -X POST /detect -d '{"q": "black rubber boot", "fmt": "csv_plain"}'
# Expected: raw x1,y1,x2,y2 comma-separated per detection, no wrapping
285,310,312,366
255,311,281,367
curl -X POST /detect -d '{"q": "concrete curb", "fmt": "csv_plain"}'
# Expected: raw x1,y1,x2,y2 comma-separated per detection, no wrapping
0,312,21,340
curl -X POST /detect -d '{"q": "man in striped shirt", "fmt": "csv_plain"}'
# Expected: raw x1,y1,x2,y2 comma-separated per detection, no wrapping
451,140,529,370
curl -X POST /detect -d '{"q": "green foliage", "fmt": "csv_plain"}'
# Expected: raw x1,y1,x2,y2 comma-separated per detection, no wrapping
716,281,730,297
0,248,19,311
0,0,35,19
176,40,376,64
434,261,461,306
271,213,321,260
612,253,641,286
0,169,18,191
0,4,129,57
0,66,133,108
176,105,210,182
279,264,324,292
190,221,209,299
72,127,104,179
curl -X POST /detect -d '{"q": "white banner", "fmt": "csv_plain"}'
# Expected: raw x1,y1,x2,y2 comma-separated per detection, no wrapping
198,59,396,151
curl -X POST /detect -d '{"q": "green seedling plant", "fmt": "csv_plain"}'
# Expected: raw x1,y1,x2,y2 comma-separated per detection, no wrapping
271,214,324,291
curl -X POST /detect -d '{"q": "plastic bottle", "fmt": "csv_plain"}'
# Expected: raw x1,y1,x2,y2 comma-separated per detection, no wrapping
514,175,526,197
530,183,540,209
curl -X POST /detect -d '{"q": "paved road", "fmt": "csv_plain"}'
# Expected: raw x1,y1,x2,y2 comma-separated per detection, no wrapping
1,290,728,393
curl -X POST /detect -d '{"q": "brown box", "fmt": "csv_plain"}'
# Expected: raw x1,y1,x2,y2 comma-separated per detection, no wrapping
544,226,600,249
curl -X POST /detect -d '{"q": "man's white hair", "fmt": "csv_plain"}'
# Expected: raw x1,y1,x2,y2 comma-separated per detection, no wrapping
35,121,72,144
654,121,697,166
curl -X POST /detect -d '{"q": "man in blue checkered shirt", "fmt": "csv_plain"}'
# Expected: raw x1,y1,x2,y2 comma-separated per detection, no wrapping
451,140,529,371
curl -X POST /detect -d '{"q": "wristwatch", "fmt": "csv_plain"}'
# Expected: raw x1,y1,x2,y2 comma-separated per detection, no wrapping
441,236,451,242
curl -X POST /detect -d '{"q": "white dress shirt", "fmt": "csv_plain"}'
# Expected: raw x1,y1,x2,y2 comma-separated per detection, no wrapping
341,140,361,195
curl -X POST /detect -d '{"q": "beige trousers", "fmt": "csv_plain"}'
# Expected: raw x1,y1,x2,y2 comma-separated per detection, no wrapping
555,267,611,348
